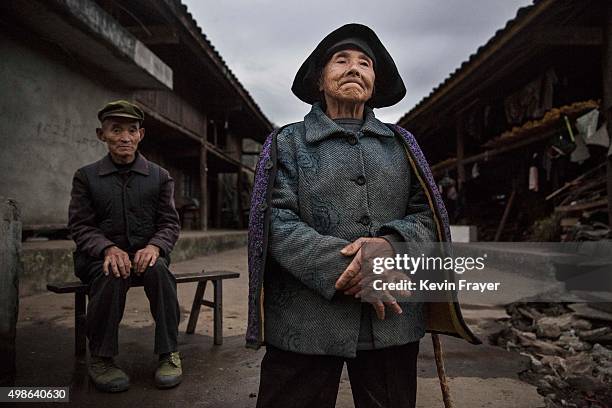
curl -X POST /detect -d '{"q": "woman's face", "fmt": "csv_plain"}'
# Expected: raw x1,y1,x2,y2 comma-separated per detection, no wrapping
319,49,375,105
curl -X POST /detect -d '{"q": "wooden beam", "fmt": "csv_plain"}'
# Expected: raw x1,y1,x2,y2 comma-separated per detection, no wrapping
205,142,255,174
135,91,207,139
202,101,243,113
533,26,603,46
431,127,558,176
161,149,200,160
126,25,179,44
555,198,608,213
545,163,606,201
137,96,254,174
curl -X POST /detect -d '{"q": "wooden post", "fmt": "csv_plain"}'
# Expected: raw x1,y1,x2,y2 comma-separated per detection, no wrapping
236,168,244,228
213,280,223,345
200,144,208,231
0,198,20,386
200,117,209,231
495,186,517,242
456,116,466,191
216,175,223,228
603,1,612,227
213,121,218,146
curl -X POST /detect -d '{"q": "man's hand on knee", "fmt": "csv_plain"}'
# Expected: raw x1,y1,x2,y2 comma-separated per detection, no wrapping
134,244,160,275
103,246,132,279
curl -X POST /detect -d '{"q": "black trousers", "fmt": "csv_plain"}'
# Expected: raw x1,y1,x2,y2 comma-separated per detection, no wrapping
256,342,419,408
77,257,180,357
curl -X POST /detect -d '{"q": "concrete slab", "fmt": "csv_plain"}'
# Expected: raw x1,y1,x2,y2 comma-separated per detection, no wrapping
15,246,545,407
20,229,247,296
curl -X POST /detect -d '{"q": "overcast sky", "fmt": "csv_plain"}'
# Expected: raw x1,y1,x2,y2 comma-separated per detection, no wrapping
182,0,533,126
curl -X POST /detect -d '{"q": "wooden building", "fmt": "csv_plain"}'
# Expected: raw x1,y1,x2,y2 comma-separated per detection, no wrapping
0,0,273,233
398,0,612,241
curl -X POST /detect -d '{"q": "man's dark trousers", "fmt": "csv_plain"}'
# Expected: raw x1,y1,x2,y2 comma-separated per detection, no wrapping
256,341,419,408
77,257,180,357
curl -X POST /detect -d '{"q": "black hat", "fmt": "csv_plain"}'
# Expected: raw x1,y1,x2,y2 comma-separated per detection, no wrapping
292,23,406,108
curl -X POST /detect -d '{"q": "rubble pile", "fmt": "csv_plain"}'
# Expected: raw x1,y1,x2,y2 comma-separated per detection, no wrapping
551,165,610,242
492,302,612,407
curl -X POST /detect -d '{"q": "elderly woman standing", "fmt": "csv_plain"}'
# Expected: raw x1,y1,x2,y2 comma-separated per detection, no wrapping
247,24,479,408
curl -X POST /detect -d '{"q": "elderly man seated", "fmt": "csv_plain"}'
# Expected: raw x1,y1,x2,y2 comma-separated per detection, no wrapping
68,100,182,392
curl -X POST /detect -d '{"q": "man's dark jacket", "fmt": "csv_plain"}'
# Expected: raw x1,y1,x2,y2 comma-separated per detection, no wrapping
68,152,180,274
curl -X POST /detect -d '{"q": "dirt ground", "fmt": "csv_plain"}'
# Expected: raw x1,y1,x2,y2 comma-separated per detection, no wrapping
14,246,544,407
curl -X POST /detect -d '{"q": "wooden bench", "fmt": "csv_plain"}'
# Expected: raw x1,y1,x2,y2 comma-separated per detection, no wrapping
47,270,240,357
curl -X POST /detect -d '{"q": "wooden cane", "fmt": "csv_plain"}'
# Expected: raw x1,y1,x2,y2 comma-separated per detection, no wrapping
432,333,454,408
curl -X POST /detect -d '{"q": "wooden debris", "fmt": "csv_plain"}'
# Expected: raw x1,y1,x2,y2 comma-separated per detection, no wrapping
578,327,612,343
536,314,592,339
555,197,608,213
568,303,612,323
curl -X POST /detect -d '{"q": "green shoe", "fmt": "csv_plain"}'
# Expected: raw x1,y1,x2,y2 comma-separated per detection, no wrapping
88,356,130,393
155,351,182,389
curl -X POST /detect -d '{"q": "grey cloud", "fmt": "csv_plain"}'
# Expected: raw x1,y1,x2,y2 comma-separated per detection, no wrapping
183,0,532,126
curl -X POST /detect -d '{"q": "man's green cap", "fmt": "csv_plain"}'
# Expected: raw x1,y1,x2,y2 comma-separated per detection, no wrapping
98,100,144,123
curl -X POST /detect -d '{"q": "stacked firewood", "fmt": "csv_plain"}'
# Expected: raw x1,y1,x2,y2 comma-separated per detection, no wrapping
493,302,612,407
546,163,610,241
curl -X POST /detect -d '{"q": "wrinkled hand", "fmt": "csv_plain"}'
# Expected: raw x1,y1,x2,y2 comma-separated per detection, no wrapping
355,269,412,319
134,244,160,275
335,237,402,320
336,237,394,292
103,246,132,279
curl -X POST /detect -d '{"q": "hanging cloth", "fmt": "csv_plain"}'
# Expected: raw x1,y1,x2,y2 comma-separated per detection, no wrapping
575,109,599,141
471,162,480,179
529,153,539,192
570,131,591,163
529,166,539,192
588,123,610,148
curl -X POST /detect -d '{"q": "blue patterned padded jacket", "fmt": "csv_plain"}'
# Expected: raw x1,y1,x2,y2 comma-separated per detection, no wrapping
247,104,480,355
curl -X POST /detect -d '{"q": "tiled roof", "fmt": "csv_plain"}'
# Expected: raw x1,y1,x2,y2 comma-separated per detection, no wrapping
170,0,274,131
397,0,546,126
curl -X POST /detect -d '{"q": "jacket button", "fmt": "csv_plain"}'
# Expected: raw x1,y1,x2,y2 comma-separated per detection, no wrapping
359,215,371,226
347,136,357,145
259,202,268,212
264,159,273,170
356,176,366,185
